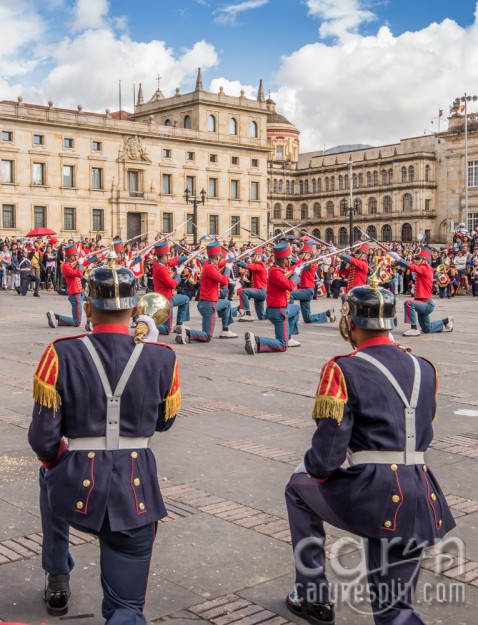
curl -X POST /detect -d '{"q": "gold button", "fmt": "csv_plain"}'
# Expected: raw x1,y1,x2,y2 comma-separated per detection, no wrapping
390,464,398,472
139,502,145,510
134,478,141,486
384,520,392,528
431,493,437,501
88,451,95,459
76,501,84,510
423,465,427,472
392,495,400,503
438,520,443,527
131,451,138,459
83,479,91,487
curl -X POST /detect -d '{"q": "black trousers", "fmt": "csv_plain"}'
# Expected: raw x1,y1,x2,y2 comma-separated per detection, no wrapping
20,274,40,294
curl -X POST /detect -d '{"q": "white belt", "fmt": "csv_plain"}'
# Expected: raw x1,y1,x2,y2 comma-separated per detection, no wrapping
68,436,150,450
349,450,425,465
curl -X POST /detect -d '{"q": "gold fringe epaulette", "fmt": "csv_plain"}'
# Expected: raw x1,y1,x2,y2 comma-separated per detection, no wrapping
312,396,346,424
33,344,61,411
312,360,348,425
164,360,181,420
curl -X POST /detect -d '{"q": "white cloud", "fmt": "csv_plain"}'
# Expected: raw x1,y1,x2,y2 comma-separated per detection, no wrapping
213,0,269,26
71,0,109,32
209,77,257,99
305,0,376,40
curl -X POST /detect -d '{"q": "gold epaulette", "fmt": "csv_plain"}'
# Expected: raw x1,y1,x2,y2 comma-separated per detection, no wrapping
33,343,61,412
164,359,181,420
312,361,348,425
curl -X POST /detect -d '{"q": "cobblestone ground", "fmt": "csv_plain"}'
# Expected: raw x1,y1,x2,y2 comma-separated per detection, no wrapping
0,289,477,624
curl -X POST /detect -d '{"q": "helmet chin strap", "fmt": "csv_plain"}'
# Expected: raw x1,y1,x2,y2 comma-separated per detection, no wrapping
339,315,357,349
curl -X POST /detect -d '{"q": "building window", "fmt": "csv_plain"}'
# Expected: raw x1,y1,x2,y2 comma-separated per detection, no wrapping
231,179,239,199
184,115,192,129
381,169,388,185
251,217,259,235
291,181,295,193
402,222,413,242
162,173,172,194
33,134,44,146
382,224,392,242
63,137,74,149
286,180,290,193
338,227,348,246
368,197,377,214
162,148,171,158
403,193,413,211
338,176,343,191
353,174,357,189
186,151,195,161
64,207,76,231
354,198,362,215
299,180,304,194
91,167,103,190
187,214,194,235
92,141,102,151
34,205,46,228
186,175,195,195
326,201,334,218
231,156,239,166
305,180,309,193
425,164,430,182
92,208,104,231
330,177,335,191
325,228,334,244
286,204,294,220
367,225,377,239
127,170,142,196
1,160,14,183
366,172,372,187
344,175,348,190
251,158,259,168
207,114,216,132
164,119,172,127
408,165,415,182
273,203,282,219
358,173,364,188
276,145,284,159
325,177,329,192
301,204,308,220
401,166,407,182
2,130,13,142
340,200,348,216
373,171,378,186
209,153,217,163
383,195,392,213
209,215,219,235
250,120,258,138
278,180,283,192
229,118,237,135
313,203,321,218
62,165,74,187
32,163,45,185
425,199,431,211
251,181,259,200
209,177,218,198
317,178,322,192
312,228,321,239
468,161,478,187
388,168,393,183
231,216,240,235
163,212,173,233
2,204,15,228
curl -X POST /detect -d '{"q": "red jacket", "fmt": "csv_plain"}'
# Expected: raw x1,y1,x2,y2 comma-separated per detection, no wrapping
199,261,229,301
61,262,83,295
266,265,296,307
298,263,317,289
152,261,178,299
409,262,433,299
346,256,369,291
246,261,268,290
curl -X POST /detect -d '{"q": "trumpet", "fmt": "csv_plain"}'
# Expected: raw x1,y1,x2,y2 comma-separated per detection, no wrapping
134,293,171,343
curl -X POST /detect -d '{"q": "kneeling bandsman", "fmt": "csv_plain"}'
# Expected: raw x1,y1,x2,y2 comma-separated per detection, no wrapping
152,240,190,334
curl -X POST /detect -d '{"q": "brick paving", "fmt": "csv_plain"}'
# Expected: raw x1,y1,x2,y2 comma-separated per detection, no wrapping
188,594,295,625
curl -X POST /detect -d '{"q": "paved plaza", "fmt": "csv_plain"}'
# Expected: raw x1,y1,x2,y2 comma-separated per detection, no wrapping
0,290,478,624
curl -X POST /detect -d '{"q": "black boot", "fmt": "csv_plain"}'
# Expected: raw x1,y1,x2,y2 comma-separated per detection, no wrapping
44,573,70,616
286,591,335,625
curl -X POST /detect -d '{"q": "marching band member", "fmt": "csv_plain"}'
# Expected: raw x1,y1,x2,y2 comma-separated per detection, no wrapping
234,247,268,321
46,243,85,329
340,242,370,291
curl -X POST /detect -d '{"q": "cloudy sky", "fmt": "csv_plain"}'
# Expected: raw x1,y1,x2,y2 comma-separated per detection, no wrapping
1,0,478,152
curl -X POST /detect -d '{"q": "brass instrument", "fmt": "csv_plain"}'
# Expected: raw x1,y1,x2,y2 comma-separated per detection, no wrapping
368,261,388,289
134,293,171,343
435,263,450,286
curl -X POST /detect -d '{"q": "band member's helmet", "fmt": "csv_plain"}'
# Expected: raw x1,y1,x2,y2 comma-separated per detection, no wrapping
342,286,397,331
87,249,138,310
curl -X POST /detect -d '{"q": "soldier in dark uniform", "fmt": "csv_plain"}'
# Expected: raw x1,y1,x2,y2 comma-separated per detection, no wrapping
29,249,181,623
284,284,455,625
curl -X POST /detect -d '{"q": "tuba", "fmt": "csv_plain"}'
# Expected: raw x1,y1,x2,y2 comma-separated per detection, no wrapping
134,293,171,343
435,264,450,287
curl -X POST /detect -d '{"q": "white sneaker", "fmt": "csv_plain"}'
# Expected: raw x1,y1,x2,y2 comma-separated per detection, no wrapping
288,338,301,347
238,312,254,322
244,331,257,355
327,308,336,323
46,311,57,328
174,324,190,333
443,316,454,332
403,328,421,337
219,329,238,339
175,325,190,344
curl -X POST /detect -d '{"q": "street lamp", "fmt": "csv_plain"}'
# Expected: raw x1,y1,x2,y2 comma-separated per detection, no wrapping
184,187,206,246
454,93,478,230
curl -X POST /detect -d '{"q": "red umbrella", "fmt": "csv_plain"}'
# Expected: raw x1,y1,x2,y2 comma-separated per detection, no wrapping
24,227,57,237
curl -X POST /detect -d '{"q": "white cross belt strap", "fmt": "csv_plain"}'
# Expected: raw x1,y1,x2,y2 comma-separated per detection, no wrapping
350,351,422,466
81,336,144,450
68,436,150,450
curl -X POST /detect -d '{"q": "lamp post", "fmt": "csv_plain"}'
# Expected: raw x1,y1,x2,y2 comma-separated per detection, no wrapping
184,187,206,246
454,93,478,230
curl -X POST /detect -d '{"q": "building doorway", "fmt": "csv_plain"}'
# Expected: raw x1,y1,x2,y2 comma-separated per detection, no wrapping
127,212,142,241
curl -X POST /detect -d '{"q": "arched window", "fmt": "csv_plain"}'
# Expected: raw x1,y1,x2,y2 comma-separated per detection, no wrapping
286,180,290,193
367,225,377,239
401,166,407,182
273,203,282,219
381,169,387,185
366,172,372,187
344,174,349,189
164,119,172,126
313,202,321,219
305,180,309,193
274,229,282,236
267,179,271,193
273,179,278,193
425,164,430,182
382,224,392,242
312,178,317,193
353,226,361,243
325,177,330,192
299,180,304,194
402,222,412,242
312,228,321,239
403,193,413,211
184,115,192,129
368,197,377,214
301,204,308,220
354,198,362,214
325,228,334,244
330,176,335,191
250,120,258,138
373,170,378,186
286,204,294,220
229,118,237,135
353,174,357,189
291,181,295,194
326,201,334,218
278,179,283,193
317,178,322,192
338,175,343,190
340,199,348,216
358,173,364,188
338,227,348,246
408,165,414,182
207,114,216,132
383,195,392,213
388,168,393,184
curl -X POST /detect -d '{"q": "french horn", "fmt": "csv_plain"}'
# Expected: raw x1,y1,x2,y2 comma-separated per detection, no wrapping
134,293,171,343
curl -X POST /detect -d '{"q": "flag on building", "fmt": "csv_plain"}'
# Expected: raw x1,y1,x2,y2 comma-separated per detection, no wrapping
449,104,458,115
459,104,465,114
